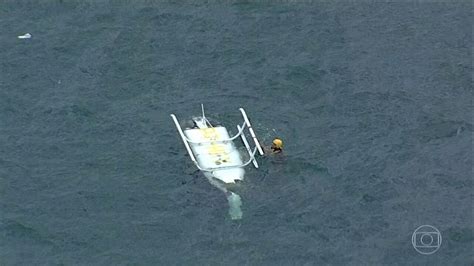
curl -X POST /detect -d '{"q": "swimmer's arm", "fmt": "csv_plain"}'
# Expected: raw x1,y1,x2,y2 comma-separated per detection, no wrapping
262,145,281,155
262,146,272,155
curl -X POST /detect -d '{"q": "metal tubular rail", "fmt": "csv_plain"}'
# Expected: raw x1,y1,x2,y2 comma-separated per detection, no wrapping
238,124,259,168
239,108,264,156
170,114,198,163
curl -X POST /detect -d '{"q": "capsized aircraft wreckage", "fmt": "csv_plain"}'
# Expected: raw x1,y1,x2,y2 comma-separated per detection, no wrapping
171,104,264,219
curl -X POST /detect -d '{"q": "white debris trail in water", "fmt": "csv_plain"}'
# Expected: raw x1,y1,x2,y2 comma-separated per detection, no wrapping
205,175,243,220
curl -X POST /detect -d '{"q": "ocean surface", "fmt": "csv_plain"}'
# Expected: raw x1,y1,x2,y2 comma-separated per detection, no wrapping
1,1,472,265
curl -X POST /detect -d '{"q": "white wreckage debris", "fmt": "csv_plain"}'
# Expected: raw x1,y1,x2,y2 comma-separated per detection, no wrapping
18,33,32,39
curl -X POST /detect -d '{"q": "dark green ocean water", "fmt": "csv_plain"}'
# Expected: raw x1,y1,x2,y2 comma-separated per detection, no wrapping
1,1,472,265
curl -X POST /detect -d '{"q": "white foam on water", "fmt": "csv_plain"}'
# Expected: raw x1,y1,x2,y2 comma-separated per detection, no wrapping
205,175,243,220
227,192,242,220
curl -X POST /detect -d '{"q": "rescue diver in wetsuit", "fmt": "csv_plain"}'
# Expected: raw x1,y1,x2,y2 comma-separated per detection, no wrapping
266,138,283,154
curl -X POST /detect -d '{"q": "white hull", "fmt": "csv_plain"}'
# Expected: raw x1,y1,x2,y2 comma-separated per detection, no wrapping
184,126,245,183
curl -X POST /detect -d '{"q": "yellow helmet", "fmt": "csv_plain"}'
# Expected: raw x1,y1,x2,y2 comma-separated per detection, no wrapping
272,138,283,148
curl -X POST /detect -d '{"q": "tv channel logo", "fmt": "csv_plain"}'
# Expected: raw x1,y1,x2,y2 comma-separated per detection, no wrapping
412,225,442,255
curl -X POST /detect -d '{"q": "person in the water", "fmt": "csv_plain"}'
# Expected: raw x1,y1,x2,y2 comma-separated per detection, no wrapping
265,138,283,154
